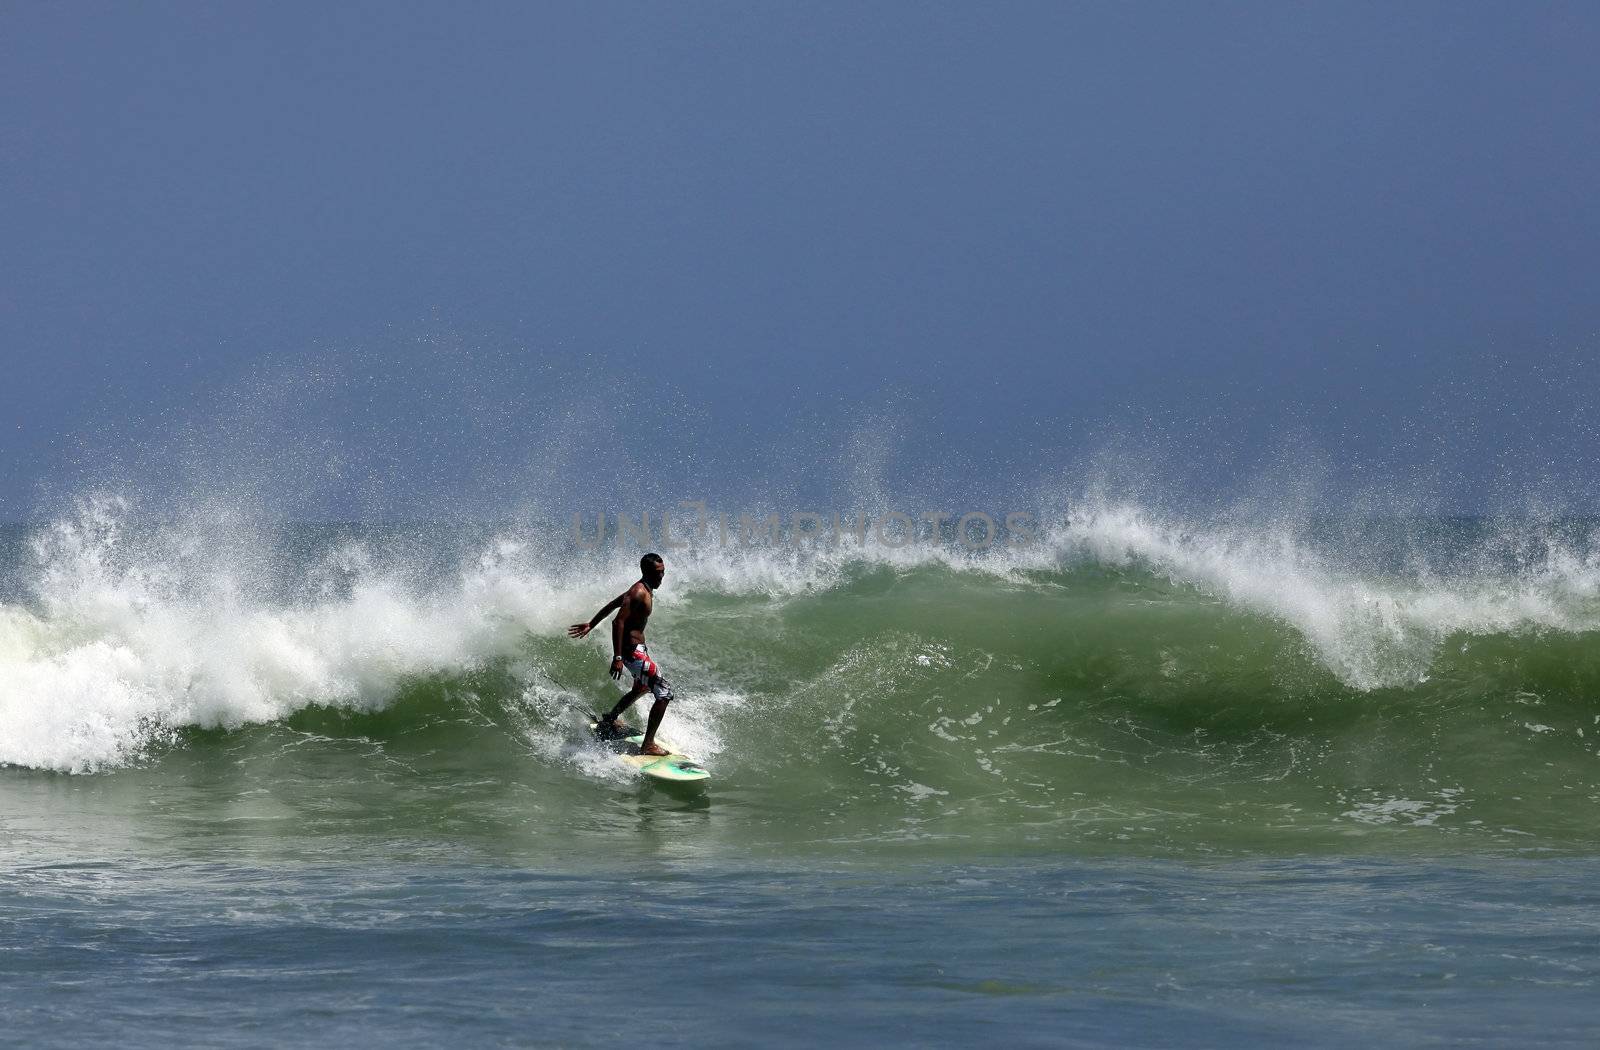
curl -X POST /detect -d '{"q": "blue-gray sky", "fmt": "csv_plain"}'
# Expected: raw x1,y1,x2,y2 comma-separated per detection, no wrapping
3,1,1598,519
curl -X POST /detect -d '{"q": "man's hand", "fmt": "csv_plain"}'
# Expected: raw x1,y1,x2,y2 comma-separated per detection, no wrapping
568,623,592,639
610,655,625,681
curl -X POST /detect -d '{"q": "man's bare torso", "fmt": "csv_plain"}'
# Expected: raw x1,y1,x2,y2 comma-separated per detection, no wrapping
620,580,653,646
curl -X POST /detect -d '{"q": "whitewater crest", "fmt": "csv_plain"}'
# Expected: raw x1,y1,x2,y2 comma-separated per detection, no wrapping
1057,501,1600,690
0,500,565,771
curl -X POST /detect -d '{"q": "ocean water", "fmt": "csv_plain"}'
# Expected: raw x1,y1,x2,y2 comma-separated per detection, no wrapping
4,500,1600,1046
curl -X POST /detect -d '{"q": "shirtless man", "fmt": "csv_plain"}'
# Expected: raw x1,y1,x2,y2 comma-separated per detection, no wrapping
567,552,675,756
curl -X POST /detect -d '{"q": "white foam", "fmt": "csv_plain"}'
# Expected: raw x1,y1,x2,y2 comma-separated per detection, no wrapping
1056,499,1600,689
0,502,581,772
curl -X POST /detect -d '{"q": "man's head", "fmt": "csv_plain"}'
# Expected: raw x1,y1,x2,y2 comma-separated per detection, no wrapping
640,552,665,588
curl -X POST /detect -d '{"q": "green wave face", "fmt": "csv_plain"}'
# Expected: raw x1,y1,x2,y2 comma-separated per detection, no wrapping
637,563,1600,857
6,512,1600,862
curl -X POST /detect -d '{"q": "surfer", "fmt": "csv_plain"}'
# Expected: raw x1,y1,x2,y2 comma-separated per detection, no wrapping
567,553,675,756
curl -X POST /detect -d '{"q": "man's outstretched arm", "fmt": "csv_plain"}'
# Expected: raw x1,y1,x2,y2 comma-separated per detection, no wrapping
567,591,627,639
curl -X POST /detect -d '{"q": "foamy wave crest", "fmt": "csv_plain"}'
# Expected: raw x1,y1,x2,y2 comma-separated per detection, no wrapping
1059,500,1600,689
0,499,586,772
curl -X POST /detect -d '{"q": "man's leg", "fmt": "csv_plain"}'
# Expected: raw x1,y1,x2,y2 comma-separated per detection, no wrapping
600,684,645,733
638,697,671,756
638,675,675,756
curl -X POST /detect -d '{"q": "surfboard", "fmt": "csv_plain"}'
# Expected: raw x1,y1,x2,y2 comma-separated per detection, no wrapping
588,718,710,783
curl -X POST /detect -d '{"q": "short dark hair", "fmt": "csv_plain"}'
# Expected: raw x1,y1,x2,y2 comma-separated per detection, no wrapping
641,552,664,572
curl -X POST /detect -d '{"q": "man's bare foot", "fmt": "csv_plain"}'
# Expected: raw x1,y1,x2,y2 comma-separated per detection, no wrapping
638,741,671,757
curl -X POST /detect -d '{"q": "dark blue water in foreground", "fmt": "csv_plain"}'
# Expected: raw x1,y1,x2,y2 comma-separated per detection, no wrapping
4,856,1598,1048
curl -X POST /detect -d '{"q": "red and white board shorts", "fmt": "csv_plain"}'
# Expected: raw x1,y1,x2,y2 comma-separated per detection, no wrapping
622,643,674,702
